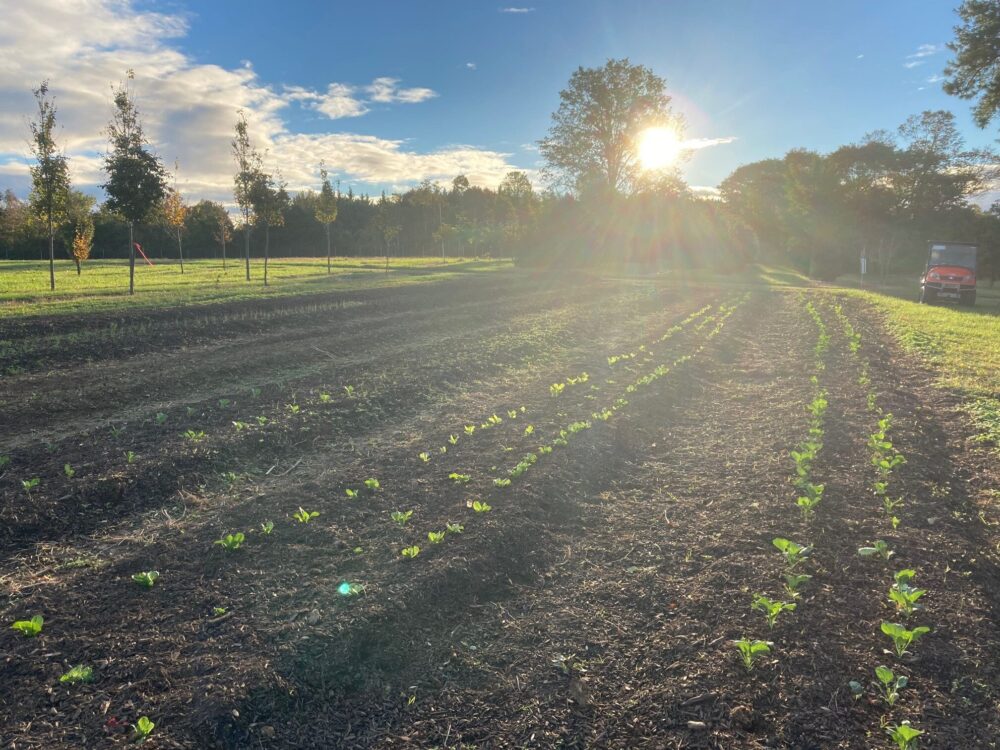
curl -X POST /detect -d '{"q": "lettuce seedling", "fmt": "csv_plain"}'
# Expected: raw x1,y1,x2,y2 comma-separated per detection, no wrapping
783,573,812,598
64,463,75,478
524,425,534,436
888,569,926,617
11,615,44,637
448,434,459,445
419,452,430,463
133,716,154,743
471,500,492,513
881,621,930,658
494,477,511,487
886,721,922,750
183,429,206,443
155,412,167,425
796,483,824,520
550,382,565,396
319,393,332,403
858,540,893,560
427,531,446,544
22,477,40,494
464,425,476,435
733,638,771,671
446,522,464,534
401,545,420,559
365,478,380,490
345,488,358,499
874,665,908,706
59,665,95,685
218,398,230,409
215,532,245,550
391,510,413,526
132,571,160,588
772,538,811,569
449,472,471,484
507,410,518,419
260,520,274,535
751,595,796,628
292,508,319,524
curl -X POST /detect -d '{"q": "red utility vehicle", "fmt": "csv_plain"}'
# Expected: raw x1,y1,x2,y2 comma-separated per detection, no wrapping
919,241,977,306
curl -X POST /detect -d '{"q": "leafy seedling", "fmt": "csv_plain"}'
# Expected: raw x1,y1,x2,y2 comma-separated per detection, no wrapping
391,510,413,526
11,615,44,637
875,664,908,707
337,581,364,596
401,545,420,559
733,638,771,671
213,606,227,616
59,665,95,685
345,488,359,499
364,478,380,491
22,477,40,495
888,569,927,617
751,595,796,628
470,500,492,513
319,393,332,403
132,571,160,588
292,508,320,523
260,520,274,535
125,450,137,464
524,425,534,436
886,721,923,750
858,540,894,560
183,429,206,443
155,412,167,425
449,472,471,484
215,533,245,550
848,680,864,701
772,537,811,569
133,716,155,743
446,522,464,534
427,531,446,544
881,621,930,658
464,424,476,435
64,463,75,479
448,434,459,445
419,452,431,463
494,477,511,488
218,398,230,408
783,573,812,598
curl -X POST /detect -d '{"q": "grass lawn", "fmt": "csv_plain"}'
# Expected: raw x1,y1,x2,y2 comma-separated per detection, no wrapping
0,256,511,318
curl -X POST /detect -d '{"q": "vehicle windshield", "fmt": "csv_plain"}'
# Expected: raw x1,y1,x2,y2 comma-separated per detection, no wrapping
929,244,976,270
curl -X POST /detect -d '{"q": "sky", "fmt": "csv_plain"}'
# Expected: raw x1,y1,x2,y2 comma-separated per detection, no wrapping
0,0,992,206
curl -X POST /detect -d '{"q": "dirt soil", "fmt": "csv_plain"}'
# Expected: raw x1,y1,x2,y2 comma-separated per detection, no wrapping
0,276,997,749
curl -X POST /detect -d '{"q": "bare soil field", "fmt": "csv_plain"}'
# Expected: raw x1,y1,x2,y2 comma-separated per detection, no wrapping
1,273,997,749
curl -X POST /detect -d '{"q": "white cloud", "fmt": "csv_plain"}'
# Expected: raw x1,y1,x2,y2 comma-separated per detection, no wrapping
856,54,865,59
690,185,721,199
0,0,507,205
465,62,477,70
500,7,535,12
904,60,926,69
904,43,943,68
926,74,945,84
366,77,437,104
680,136,737,151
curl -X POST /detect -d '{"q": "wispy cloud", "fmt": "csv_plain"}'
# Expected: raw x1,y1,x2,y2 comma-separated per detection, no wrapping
856,53,864,59
904,43,943,68
465,62,477,70
926,74,945,84
681,136,737,151
284,83,368,119
500,7,535,13
366,77,437,104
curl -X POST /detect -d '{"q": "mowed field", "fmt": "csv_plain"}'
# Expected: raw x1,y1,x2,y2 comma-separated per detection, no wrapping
1,261,998,749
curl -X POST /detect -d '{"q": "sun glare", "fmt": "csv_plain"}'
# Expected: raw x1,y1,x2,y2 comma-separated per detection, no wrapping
637,126,683,170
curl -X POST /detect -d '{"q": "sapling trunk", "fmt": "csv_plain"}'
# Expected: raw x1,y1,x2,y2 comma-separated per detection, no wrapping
128,222,135,296
221,234,227,270
244,224,250,281
177,228,184,273
47,214,55,291
263,224,269,287
326,223,331,274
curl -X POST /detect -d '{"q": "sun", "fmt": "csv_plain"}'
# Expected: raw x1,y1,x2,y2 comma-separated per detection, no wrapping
636,126,683,171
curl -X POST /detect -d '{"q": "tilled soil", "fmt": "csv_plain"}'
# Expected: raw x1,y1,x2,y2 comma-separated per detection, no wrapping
0,277,997,749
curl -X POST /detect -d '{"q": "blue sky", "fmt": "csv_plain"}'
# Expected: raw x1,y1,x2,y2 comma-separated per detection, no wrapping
0,0,991,203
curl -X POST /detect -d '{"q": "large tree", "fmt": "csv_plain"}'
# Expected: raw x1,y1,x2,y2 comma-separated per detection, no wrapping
28,81,71,291
539,58,679,194
943,0,1000,128
102,72,167,295
315,165,338,273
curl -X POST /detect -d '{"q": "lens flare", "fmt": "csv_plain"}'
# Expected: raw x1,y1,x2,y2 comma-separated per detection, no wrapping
637,126,683,170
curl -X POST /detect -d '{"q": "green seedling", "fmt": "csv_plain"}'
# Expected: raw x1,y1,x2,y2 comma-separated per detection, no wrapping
292,508,320,523
132,571,160,588
364,478,380,490
391,510,413,526
250,387,262,398
449,472,471,484
733,638,771,672
125,450,137,464
448,434,459,445
446,522,464,534
772,537,811,569
419,452,431,463
218,398,230,408
337,581,364,596
232,421,249,431
751,595,796,628
186,406,197,418
345,488,359,499
464,424,476,435
63,463,75,479
260,520,274,535
183,429,206,443
256,415,268,426
881,621,930,658
155,412,167,425
487,413,503,426
133,716,155,743
883,496,905,515
401,545,420,559
538,445,552,455
287,403,301,414
215,533,245,550
550,382,565,396
222,471,238,485
213,607,227,616
875,664,908,707
888,569,927,617
110,424,126,439
858,540,894,560
11,615,44,637
783,573,812,598
59,665,95,685
22,477,40,494
796,483,824,520
886,721,923,750
427,531,446,544
524,425,534,436
494,477,511,488
891,515,901,529
470,500,492,513
0,455,9,470
848,680,864,701
319,393,332,403
507,410,518,419
343,385,355,397
551,653,586,675
439,446,447,454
